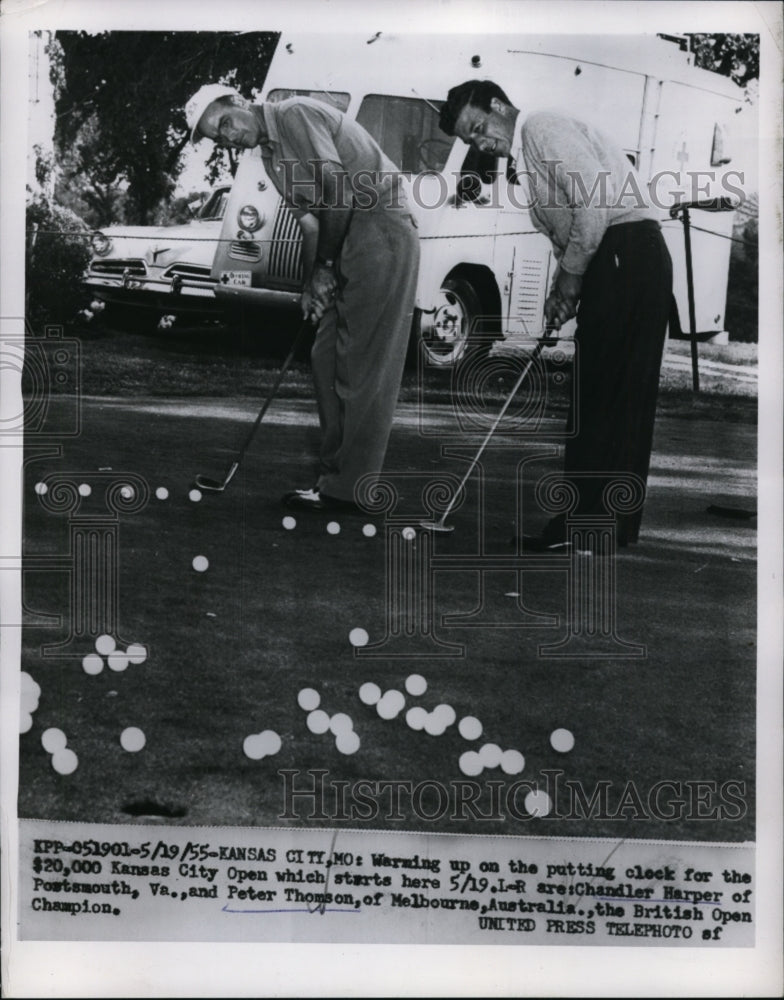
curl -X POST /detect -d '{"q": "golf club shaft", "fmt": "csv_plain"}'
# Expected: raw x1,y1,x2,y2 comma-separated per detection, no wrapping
221,319,312,479
437,337,550,525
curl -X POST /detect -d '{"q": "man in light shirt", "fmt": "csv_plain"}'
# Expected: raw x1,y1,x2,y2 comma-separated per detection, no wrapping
186,84,420,513
439,80,673,551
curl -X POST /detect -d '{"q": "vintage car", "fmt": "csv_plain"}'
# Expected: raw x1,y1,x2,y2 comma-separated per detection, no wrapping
84,186,229,329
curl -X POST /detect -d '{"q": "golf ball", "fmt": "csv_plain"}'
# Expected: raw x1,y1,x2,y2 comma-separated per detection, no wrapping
120,485,134,500
349,627,369,648
78,483,91,497
524,789,552,817
126,643,147,665
362,523,377,538
259,730,282,756
405,674,427,697
52,748,78,775
500,749,525,775
189,488,202,502
432,704,456,728
297,688,320,712
282,516,297,530
377,690,405,720
21,673,41,697
550,728,575,753
458,716,482,741
41,728,67,754
34,482,48,495
192,555,209,572
423,712,447,737
478,743,503,768
120,727,146,752
20,711,33,734
107,651,129,672
358,682,381,706
329,712,353,735
458,751,483,777
243,733,266,760
326,521,341,535
402,526,416,541
82,653,104,675
95,634,116,655
405,706,428,731
306,710,330,735
335,731,360,755
155,487,169,500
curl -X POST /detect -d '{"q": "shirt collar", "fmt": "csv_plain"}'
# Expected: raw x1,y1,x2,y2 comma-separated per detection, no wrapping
509,110,524,166
256,103,278,151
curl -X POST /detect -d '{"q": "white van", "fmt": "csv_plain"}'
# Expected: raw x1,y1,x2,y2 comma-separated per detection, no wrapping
211,33,746,366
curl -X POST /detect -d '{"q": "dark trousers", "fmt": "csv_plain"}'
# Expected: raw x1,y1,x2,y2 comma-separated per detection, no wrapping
553,220,673,543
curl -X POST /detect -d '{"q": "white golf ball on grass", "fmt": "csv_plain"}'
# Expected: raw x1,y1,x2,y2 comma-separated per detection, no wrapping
550,728,575,753
192,555,209,572
41,728,68,754
120,727,146,752
52,748,78,775
297,688,320,712
358,682,382,706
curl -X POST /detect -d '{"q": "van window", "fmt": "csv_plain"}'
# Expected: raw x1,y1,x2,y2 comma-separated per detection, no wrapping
355,95,452,175
267,89,350,112
197,188,229,221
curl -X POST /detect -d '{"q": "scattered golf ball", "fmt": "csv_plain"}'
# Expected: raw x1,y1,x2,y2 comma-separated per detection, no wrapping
282,516,297,530
405,674,427,697
20,712,33,734
524,789,552,817
107,651,129,672
458,716,482,741
82,653,104,675
402,526,416,541
377,690,405,720
405,706,428,731
306,709,330,735
358,682,382,706
21,673,41,698
52,748,78,775
479,743,503,768
432,704,456,727
41,728,67,754
458,751,483,777
326,521,341,535
126,643,147,665
500,749,525,775
329,713,353,735
192,555,209,572
550,728,575,753
95,634,115,655
362,523,377,538
424,713,448,737
120,485,134,500
297,688,320,712
34,482,48,495
349,627,369,648
120,727,146,752
155,487,169,500
78,483,91,497
189,488,202,502
243,730,282,760
335,730,360,755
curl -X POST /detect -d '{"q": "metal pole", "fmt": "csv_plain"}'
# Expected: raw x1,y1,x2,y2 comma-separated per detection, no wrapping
682,207,700,393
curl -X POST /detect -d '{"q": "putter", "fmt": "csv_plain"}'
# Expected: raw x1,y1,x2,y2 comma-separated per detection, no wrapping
420,331,554,533
194,318,313,492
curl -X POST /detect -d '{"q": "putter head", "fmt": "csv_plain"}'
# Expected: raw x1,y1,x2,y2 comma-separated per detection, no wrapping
419,519,454,533
193,475,226,492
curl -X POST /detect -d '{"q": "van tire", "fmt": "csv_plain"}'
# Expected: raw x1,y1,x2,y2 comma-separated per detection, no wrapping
411,277,485,369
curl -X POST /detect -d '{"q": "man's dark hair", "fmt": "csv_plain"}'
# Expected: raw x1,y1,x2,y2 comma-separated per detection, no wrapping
439,79,513,136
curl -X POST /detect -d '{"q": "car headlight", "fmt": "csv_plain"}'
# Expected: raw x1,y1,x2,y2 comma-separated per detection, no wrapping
91,231,112,256
237,205,263,233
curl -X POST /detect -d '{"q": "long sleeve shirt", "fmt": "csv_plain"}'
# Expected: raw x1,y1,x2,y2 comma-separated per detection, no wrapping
517,110,656,275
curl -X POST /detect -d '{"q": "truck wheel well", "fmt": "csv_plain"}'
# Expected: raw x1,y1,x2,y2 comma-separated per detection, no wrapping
445,264,502,334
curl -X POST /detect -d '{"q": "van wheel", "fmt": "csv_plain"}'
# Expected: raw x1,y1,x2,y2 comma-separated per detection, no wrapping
413,277,484,369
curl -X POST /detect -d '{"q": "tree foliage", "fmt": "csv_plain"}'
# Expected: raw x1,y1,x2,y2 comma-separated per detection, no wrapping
51,31,278,224
687,33,759,86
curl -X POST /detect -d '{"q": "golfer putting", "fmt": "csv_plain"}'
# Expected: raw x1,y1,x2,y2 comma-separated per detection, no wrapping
186,84,420,512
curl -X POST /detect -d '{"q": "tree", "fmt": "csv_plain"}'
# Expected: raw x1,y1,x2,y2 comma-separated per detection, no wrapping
687,34,759,86
50,31,279,224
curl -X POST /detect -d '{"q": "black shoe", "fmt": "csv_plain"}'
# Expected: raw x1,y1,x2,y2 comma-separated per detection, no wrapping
282,488,363,514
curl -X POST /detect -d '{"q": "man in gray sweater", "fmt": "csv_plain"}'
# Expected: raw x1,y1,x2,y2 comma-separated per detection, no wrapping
439,80,673,551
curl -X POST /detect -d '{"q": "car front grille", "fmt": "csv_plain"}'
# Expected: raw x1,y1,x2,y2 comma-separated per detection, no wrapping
228,241,262,263
163,263,214,282
267,203,303,282
89,259,147,277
